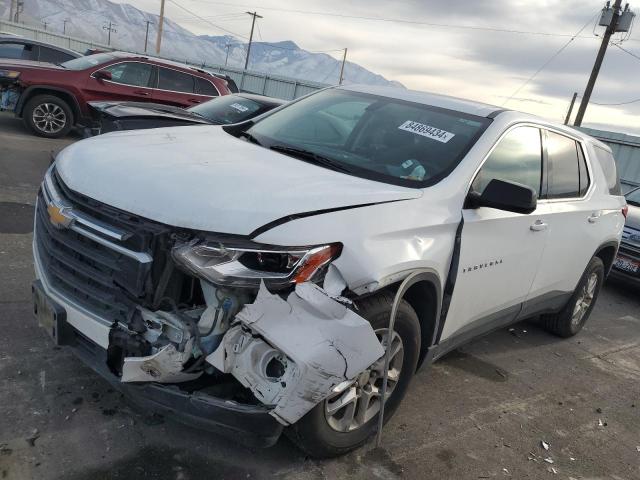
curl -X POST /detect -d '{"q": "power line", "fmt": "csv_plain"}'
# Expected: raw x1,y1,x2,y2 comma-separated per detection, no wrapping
502,12,599,107
167,0,250,39
592,97,640,105
610,41,640,61
186,0,605,39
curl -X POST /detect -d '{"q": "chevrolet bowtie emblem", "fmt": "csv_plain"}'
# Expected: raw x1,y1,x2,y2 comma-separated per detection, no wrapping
47,204,73,229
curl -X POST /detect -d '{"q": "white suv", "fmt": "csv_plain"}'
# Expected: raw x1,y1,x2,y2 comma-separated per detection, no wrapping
32,85,626,457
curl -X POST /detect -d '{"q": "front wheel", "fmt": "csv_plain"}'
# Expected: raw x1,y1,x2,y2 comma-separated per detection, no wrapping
23,94,74,138
287,291,421,458
541,256,604,337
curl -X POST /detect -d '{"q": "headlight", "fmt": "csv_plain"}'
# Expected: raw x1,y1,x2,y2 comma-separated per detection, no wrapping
172,237,342,289
0,70,20,80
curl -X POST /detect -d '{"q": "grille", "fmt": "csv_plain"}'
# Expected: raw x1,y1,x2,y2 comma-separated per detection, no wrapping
34,170,168,324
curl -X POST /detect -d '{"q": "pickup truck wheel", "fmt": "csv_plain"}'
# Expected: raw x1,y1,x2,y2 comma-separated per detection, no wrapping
287,291,421,458
541,257,604,338
23,95,73,138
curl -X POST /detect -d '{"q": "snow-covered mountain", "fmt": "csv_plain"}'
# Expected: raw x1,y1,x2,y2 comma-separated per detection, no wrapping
0,0,401,87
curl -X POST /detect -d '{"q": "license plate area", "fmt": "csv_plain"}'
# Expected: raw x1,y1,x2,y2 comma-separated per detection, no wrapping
614,256,639,274
32,281,70,346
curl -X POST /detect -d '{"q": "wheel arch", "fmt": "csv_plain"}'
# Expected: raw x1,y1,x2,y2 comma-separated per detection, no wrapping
381,270,443,369
594,240,619,276
17,86,81,123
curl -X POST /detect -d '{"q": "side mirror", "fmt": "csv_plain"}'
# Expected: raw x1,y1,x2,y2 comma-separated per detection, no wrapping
94,70,112,81
466,179,537,214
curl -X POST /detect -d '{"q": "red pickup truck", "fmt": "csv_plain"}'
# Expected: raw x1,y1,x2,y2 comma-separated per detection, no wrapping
0,51,233,138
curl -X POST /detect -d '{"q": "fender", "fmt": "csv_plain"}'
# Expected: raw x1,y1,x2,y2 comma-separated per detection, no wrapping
16,85,83,122
594,239,621,276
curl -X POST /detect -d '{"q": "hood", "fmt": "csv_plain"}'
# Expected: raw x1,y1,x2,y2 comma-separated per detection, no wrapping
55,125,422,235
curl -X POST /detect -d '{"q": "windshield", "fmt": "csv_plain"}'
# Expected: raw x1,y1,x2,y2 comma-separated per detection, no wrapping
246,88,491,187
60,53,116,70
627,187,640,207
189,95,265,124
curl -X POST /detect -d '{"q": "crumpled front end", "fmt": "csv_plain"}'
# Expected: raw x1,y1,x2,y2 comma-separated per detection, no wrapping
33,165,385,438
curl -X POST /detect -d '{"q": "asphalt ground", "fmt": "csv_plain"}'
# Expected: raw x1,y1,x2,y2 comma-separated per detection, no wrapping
1,112,639,479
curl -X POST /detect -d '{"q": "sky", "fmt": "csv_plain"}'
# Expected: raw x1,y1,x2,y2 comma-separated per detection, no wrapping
111,0,640,134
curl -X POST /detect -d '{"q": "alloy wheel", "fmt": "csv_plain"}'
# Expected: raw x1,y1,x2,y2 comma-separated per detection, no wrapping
571,272,598,327
32,103,67,135
324,328,404,432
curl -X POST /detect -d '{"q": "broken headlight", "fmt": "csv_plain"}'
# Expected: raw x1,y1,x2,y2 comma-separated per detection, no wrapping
172,238,342,289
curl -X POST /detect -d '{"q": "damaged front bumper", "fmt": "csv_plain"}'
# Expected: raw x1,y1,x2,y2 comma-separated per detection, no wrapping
32,279,284,448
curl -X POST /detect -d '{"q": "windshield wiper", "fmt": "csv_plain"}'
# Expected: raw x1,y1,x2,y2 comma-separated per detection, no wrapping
269,145,352,174
55,63,66,68
239,131,262,145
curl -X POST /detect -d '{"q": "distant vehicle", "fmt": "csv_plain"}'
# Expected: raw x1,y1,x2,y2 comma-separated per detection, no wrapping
0,51,233,138
87,93,286,135
610,186,640,285
0,35,81,63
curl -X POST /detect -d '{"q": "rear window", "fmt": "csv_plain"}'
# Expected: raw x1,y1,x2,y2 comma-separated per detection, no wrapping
0,42,32,59
189,95,263,124
158,68,194,93
195,77,219,96
546,131,582,199
38,46,76,64
593,145,621,195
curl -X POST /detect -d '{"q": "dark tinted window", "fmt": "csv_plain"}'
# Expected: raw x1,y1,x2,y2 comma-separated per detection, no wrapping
577,143,590,196
158,68,194,93
472,126,542,196
195,77,219,96
101,62,153,87
189,95,264,124
547,131,580,199
593,145,621,195
38,46,75,64
0,42,32,59
626,187,640,207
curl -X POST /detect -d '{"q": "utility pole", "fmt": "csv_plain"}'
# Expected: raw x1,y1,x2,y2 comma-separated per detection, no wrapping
156,0,165,55
339,48,348,85
9,0,15,23
144,20,153,52
42,21,48,31
574,0,624,126
14,0,23,22
244,11,262,70
225,43,232,66
564,92,578,125
103,21,117,46
62,18,69,34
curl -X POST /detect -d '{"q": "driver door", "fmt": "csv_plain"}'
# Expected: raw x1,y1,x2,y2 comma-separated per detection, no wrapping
441,126,551,341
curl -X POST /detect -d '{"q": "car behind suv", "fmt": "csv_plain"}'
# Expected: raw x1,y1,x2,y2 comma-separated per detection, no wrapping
32,86,626,457
0,52,232,137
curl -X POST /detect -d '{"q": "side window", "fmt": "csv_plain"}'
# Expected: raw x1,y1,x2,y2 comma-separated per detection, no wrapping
38,46,75,64
593,145,621,195
577,143,590,196
0,42,32,59
158,68,195,93
100,62,153,87
547,131,580,199
472,126,542,196
195,77,219,96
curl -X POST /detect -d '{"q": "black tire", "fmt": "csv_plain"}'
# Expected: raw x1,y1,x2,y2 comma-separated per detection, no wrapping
541,256,604,338
287,290,421,458
23,94,74,138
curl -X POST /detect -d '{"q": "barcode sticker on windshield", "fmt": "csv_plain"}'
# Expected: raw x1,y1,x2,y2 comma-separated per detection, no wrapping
230,103,249,112
398,121,455,143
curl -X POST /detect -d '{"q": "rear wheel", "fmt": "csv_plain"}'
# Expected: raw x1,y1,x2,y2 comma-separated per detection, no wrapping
541,256,604,337
23,94,74,138
287,291,421,458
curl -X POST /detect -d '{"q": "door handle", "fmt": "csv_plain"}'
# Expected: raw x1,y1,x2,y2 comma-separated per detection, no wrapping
588,212,602,223
133,90,151,96
530,220,548,231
